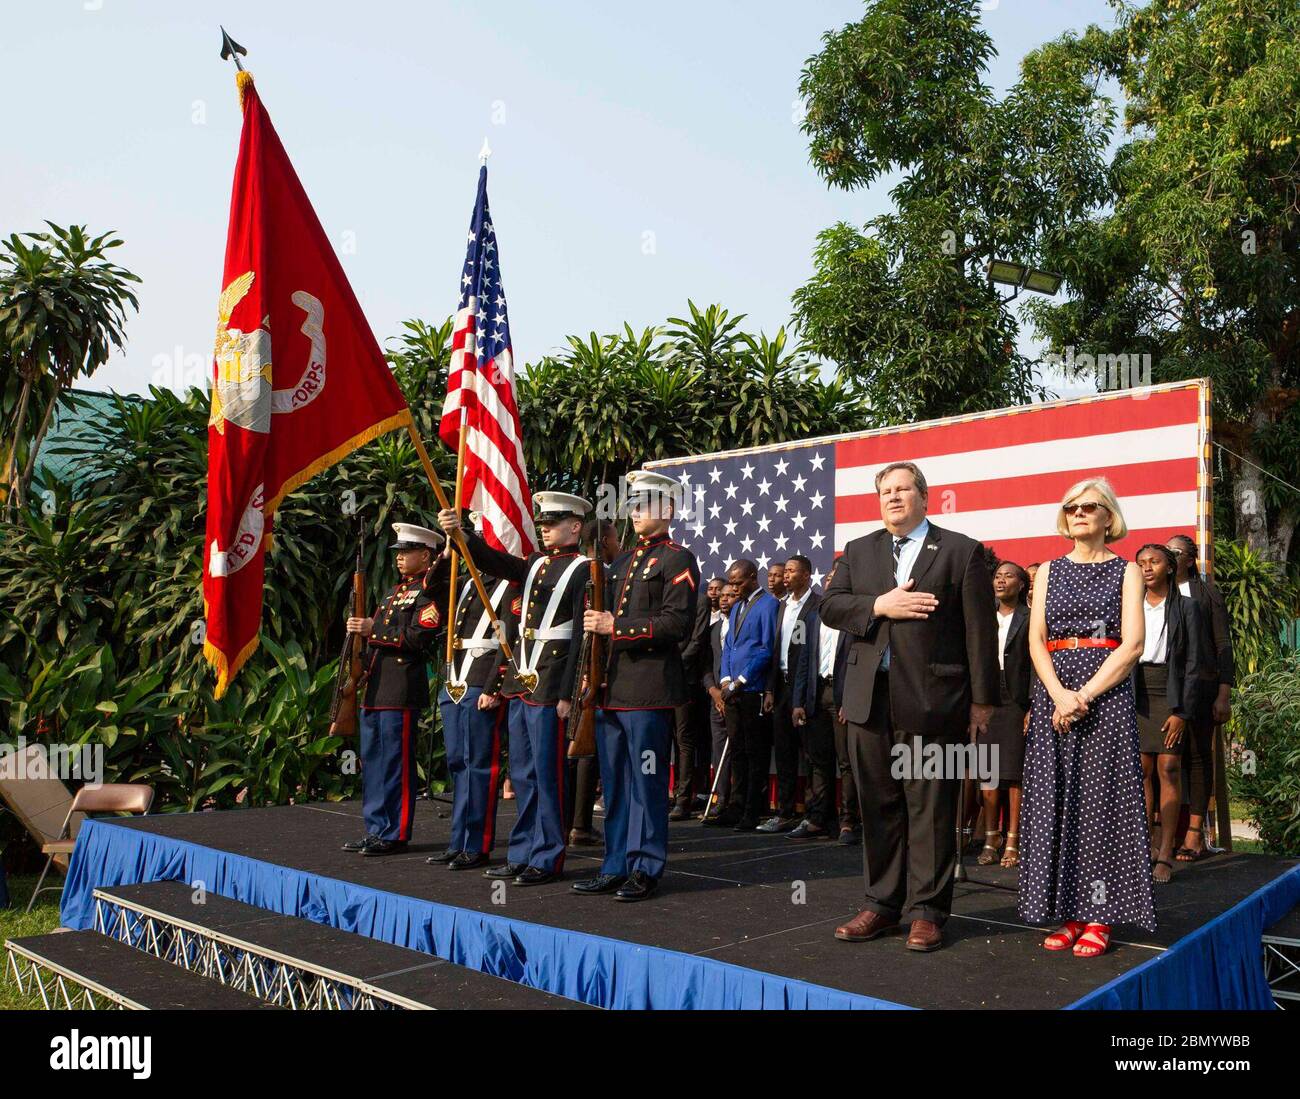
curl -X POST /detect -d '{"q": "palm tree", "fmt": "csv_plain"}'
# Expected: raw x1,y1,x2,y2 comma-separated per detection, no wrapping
0,224,140,518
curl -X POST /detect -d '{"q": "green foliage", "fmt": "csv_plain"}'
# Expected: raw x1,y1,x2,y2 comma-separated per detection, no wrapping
0,224,141,515
1024,0,1300,560
794,0,1113,420
1214,539,1298,676
0,373,455,811
0,298,858,815
518,300,873,496
1228,651,1300,856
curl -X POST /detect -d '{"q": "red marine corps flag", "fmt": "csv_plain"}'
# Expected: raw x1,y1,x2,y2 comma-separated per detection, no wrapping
204,70,411,697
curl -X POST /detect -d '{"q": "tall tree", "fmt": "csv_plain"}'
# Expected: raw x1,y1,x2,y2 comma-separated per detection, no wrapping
1024,0,1300,563
793,0,1114,421
0,224,140,518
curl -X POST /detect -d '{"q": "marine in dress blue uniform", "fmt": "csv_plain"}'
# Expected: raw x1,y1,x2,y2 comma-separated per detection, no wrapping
573,470,700,901
427,513,519,872
343,523,448,856
438,491,592,886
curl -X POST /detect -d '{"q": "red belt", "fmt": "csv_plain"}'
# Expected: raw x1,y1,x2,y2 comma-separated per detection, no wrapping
1046,637,1119,652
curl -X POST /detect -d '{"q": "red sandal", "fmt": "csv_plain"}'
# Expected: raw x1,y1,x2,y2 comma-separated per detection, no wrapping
1042,921,1087,951
1073,923,1111,958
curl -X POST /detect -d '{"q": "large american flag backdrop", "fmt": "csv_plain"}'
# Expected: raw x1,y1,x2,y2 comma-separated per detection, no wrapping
647,381,1213,584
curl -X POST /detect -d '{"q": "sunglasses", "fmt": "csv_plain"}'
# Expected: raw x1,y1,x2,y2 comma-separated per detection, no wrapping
1062,501,1110,517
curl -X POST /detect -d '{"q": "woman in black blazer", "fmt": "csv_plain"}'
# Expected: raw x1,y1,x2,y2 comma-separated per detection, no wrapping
977,562,1032,868
1134,544,1204,883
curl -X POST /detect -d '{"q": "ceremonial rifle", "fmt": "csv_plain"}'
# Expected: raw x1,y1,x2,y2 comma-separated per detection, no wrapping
566,528,605,758
329,519,366,736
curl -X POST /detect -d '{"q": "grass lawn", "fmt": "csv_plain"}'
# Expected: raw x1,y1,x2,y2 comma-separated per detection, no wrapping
1,875,65,1010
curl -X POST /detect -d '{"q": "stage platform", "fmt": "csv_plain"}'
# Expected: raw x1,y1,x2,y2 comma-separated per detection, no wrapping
59,798,1300,1010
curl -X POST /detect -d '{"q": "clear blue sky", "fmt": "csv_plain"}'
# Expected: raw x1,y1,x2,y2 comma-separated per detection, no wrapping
7,0,1118,397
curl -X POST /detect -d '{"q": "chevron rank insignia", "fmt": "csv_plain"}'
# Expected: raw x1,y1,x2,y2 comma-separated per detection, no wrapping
418,603,441,628
671,568,695,588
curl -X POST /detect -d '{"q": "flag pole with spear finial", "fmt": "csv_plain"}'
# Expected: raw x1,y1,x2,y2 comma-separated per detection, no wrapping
443,137,495,701
214,25,532,689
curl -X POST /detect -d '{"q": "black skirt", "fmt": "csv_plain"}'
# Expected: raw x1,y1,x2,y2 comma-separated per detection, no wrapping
1135,662,1180,755
979,678,1026,787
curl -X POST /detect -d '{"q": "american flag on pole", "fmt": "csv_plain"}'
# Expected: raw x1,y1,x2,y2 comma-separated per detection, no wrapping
648,381,1213,583
439,166,537,555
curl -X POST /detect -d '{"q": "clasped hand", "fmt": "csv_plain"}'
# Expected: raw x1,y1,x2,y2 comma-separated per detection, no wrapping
1051,689,1090,732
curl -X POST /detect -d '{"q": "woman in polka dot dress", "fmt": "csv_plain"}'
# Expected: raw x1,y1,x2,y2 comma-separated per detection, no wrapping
1019,477,1154,957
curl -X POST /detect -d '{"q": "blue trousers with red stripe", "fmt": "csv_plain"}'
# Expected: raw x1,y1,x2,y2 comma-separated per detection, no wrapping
597,708,673,879
505,699,570,873
359,708,418,842
439,685,507,854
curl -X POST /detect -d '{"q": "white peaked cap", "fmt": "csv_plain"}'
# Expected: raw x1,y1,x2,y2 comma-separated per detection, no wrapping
533,491,592,520
626,469,682,498
390,522,445,549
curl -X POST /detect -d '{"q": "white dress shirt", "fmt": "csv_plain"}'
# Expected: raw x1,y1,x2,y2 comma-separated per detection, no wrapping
779,587,812,673
1142,596,1168,663
818,620,840,679
996,607,1014,671
881,518,930,670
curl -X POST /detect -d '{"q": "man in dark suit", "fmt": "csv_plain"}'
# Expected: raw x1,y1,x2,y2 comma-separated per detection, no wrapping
819,461,999,952
703,560,779,830
761,555,821,833
670,576,720,819
700,581,736,818
1166,534,1235,858
791,559,856,843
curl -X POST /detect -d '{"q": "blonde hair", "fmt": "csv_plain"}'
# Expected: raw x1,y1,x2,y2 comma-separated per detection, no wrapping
1056,477,1127,542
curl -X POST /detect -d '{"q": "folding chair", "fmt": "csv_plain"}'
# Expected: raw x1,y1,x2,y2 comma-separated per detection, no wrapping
0,744,153,913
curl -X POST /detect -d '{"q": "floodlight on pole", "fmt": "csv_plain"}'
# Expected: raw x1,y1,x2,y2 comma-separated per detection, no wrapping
987,258,1064,302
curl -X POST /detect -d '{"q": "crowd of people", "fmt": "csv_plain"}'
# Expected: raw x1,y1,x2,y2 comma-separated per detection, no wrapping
567,466,1235,955
346,460,1235,954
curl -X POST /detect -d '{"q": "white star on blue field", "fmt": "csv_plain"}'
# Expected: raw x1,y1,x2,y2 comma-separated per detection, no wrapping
657,445,836,585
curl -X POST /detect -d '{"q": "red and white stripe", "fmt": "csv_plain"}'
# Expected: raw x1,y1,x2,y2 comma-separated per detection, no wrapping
439,299,538,556
832,383,1210,568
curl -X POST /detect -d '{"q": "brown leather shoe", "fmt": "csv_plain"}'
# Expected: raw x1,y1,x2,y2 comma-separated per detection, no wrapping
834,909,900,942
906,919,943,952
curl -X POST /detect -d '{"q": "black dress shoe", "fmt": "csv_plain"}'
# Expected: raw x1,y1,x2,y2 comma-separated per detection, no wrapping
448,851,487,871
701,811,739,828
342,834,379,852
838,827,860,846
571,873,627,895
512,866,560,887
360,839,408,857
485,861,528,879
426,848,463,865
732,817,759,832
613,871,659,902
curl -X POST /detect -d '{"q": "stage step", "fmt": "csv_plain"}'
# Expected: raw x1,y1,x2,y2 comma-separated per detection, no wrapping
1263,905,1300,1009
5,931,278,1010
93,881,591,1010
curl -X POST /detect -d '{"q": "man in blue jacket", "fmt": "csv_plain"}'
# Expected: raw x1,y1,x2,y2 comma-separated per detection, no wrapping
703,559,779,831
